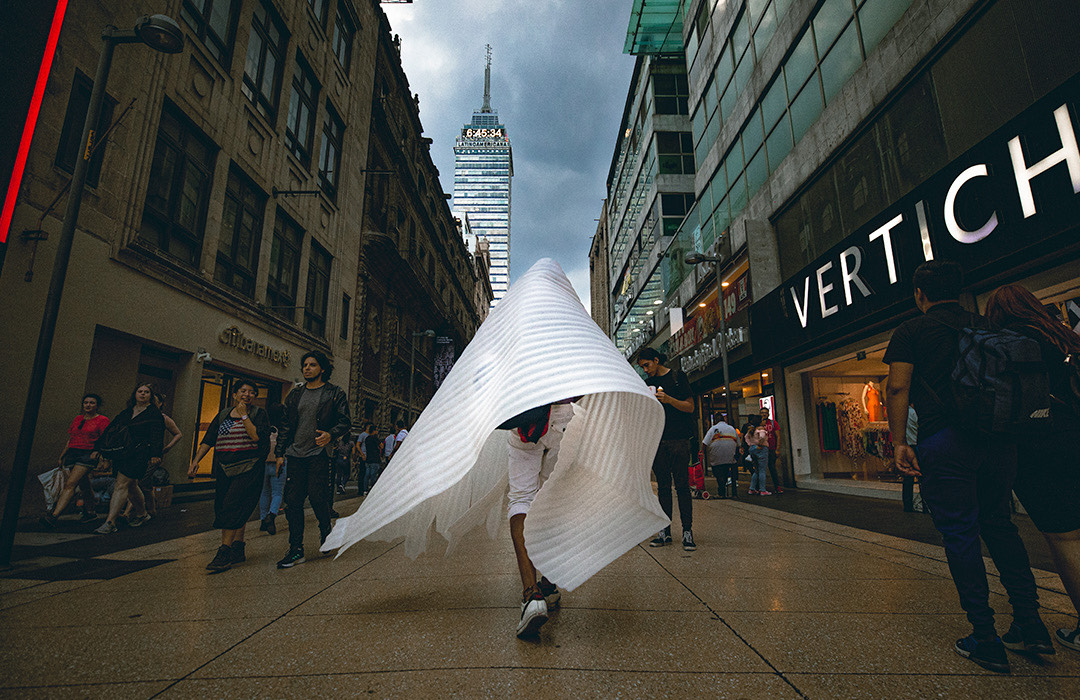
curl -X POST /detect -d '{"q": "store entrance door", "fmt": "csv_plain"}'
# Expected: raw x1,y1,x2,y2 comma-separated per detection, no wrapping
190,367,281,478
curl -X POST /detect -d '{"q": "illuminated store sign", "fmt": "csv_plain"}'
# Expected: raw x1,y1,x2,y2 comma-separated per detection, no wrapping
219,327,290,367
463,128,505,139
752,74,1080,365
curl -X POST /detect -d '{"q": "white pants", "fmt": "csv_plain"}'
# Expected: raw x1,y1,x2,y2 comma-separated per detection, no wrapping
507,403,574,518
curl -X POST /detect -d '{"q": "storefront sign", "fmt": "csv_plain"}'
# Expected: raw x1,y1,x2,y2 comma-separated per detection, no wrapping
670,271,751,357
219,326,290,367
680,326,749,374
752,74,1080,364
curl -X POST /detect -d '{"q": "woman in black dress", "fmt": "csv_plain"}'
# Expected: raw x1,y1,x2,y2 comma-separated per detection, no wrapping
94,383,165,534
189,380,270,572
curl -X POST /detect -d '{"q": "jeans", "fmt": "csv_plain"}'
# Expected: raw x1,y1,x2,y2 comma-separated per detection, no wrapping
283,452,333,550
259,460,287,520
749,446,769,491
653,439,692,531
363,462,381,493
917,427,1039,637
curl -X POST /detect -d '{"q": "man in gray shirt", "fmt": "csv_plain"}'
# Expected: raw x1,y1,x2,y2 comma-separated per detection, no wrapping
275,351,351,568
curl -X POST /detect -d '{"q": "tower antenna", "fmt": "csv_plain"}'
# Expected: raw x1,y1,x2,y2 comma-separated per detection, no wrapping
481,44,492,113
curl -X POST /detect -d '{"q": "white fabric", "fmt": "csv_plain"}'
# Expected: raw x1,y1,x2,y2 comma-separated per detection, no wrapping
322,258,668,591
507,403,574,518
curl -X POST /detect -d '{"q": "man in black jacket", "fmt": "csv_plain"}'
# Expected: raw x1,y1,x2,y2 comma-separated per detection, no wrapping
275,351,352,568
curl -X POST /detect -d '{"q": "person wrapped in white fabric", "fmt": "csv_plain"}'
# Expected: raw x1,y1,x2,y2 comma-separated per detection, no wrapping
321,259,668,638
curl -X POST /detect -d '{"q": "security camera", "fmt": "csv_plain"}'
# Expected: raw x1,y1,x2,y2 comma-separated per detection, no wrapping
196,351,212,363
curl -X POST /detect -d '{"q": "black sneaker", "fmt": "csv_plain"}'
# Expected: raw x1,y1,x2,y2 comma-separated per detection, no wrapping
206,545,233,573
277,548,305,569
1002,621,1055,655
79,511,99,523
1056,625,1080,651
39,513,57,529
538,576,561,609
265,513,277,536
682,530,696,551
259,517,268,532
230,541,246,564
955,635,1010,673
649,527,672,547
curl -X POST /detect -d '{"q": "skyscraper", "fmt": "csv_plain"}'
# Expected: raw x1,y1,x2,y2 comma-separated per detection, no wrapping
453,45,512,305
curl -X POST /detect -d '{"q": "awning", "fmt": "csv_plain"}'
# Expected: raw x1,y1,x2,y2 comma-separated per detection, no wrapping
624,0,685,55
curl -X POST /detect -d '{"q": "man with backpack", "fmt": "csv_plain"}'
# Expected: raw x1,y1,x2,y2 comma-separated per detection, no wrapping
884,261,1050,674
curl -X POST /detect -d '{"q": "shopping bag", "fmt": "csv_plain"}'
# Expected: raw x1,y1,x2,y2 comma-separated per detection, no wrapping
38,466,70,511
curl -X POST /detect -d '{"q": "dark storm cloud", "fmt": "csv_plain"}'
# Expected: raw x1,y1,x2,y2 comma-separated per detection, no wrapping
384,0,635,311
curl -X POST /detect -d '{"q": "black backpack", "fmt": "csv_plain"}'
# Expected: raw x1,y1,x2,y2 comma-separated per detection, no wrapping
96,422,133,457
925,315,1052,435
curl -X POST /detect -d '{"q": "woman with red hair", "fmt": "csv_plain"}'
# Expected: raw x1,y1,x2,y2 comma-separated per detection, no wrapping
987,283,1080,654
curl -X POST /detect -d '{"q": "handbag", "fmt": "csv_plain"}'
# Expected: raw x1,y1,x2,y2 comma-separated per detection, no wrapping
97,422,133,458
38,466,69,510
220,455,261,478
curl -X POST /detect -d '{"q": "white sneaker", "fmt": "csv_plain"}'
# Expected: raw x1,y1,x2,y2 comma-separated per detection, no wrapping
517,595,548,638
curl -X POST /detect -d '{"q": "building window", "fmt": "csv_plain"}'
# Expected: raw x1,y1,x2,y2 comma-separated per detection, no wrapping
180,0,238,65
140,104,216,267
215,167,266,298
331,3,356,71
305,240,332,336
242,0,286,121
267,211,302,321
340,292,351,340
318,102,345,198
307,0,328,27
652,73,689,115
286,55,320,167
656,132,695,174
55,71,117,188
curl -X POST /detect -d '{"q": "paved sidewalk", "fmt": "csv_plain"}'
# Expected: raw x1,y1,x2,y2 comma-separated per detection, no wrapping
1,497,1077,699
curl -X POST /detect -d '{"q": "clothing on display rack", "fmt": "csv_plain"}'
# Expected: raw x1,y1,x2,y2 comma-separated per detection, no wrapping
817,401,840,452
862,424,894,460
838,398,868,459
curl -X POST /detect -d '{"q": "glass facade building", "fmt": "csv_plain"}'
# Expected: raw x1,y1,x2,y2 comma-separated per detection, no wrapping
453,55,513,305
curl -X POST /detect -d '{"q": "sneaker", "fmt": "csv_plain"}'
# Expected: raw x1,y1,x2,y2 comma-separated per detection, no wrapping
758,490,773,496
319,526,332,548
206,545,233,572
79,511,99,523
259,517,268,532
649,527,672,547
39,513,57,529
1056,625,1080,652
517,587,548,638
277,548,305,569
265,514,277,536
955,635,1010,673
538,577,561,609
748,489,759,495
1002,621,1055,655
128,513,151,528
230,541,246,564
682,530,696,551
775,487,784,494
94,521,117,535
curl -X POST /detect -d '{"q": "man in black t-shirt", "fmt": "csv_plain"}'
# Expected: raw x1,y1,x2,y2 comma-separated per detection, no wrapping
637,348,696,551
884,261,1047,673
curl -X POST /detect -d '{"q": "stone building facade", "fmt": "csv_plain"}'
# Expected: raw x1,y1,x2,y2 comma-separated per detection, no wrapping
0,0,485,512
589,204,611,335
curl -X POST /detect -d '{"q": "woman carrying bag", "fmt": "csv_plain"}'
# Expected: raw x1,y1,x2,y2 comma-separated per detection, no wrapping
189,380,270,572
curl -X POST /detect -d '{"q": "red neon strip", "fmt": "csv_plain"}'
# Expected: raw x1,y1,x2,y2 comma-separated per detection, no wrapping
0,0,70,243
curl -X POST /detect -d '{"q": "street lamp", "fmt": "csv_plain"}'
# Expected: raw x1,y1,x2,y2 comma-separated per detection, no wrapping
685,250,734,427
1,16,183,569
408,330,436,424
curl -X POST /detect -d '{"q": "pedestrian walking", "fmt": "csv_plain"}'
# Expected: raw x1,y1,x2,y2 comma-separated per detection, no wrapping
275,351,352,569
637,347,697,551
759,407,784,494
986,283,1080,654
334,434,353,495
744,415,771,496
40,394,109,527
884,261,1048,673
189,380,271,572
702,415,740,499
360,423,381,495
259,403,287,536
94,383,165,534
125,391,181,519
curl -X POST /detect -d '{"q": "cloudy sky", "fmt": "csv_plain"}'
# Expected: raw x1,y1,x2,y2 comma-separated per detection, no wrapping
383,0,637,313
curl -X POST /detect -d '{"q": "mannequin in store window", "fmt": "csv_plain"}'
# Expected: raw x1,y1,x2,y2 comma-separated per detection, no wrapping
862,380,885,422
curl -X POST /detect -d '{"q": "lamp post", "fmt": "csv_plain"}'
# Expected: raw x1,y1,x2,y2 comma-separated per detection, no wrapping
0,16,183,569
408,330,436,424
685,250,733,426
